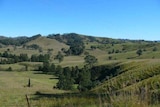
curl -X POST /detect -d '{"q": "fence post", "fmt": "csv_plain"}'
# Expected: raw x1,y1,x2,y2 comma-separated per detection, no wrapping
25,94,31,107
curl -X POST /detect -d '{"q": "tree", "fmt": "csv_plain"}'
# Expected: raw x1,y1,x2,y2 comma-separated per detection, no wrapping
31,54,38,62
78,67,92,91
90,45,96,50
69,44,85,55
19,53,28,61
50,63,56,74
108,56,112,60
153,47,157,51
136,49,142,56
71,66,80,83
42,61,50,73
56,67,75,90
6,67,12,71
84,55,97,67
54,51,64,63
55,65,63,76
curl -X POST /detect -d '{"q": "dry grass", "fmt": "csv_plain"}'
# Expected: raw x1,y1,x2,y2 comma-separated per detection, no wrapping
26,36,69,54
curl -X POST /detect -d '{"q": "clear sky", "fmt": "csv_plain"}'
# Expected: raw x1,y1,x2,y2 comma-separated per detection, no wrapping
0,0,160,40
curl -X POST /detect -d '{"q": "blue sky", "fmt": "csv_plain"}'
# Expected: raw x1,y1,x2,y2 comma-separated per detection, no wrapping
0,0,160,40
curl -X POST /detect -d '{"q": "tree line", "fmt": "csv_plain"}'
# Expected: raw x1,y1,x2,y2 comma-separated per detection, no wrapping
0,51,50,64
0,34,41,46
39,61,119,92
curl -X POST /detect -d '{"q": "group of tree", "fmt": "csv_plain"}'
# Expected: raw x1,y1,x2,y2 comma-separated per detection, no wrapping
0,34,41,46
0,51,50,64
38,61,92,91
84,54,97,67
54,51,64,63
56,65,92,91
38,62,65,79
56,63,119,91
0,51,29,64
47,33,85,55
31,54,50,62
24,44,40,50
39,59,119,92
64,33,85,55
108,49,121,54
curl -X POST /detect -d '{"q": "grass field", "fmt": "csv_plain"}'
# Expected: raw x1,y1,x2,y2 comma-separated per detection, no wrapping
1,60,160,107
0,71,65,107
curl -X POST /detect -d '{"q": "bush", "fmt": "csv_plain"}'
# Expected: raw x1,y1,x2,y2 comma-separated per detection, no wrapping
6,67,12,71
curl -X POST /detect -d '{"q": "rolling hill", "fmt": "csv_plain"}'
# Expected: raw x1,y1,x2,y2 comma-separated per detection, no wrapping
0,33,160,66
1,33,160,106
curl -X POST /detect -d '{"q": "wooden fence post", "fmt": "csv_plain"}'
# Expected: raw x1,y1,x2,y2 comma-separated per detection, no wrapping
25,94,31,107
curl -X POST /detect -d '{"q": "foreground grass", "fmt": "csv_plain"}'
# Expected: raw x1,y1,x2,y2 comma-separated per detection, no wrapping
1,59,160,107
0,71,64,106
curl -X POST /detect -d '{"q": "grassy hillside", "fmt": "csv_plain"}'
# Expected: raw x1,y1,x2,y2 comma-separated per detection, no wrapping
1,33,160,106
90,59,160,106
93,59,160,91
25,36,69,54
0,33,160,67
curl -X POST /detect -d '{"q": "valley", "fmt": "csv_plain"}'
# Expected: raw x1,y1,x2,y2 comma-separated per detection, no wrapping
0,33,160,106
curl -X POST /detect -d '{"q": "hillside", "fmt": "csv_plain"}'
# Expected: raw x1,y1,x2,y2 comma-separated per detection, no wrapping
92,59,160,92
1,33,160,106
0,33,159,66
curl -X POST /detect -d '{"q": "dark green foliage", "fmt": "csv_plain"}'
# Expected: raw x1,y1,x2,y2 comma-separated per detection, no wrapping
87,36,97,42
90,64,119,81
47,34,62,42
31,54,50,62
38,54,50,62
136,49,143,56
47,33,85,55
50,63,56,73
68,43,85,55
153,47,158,51
71,66,79,84
19,54,29,61
2,51,10,58
108,56,112,60
39,62,61,75
0,52,30,64
115,49,120,53
108,51,112,54
57,67,75,90
6,67,12,71
84,51,89,55
78,67,92,91
26,44,40,50
65,33,85,55
42,61,50,73
90,45,96,50
54,51,64,62
55,65,63,76
84,55,97,66
55,63,121,91
30,55,38,62
0,34,41,46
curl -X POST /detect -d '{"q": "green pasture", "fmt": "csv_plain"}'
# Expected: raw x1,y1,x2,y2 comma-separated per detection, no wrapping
0,71,64,107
